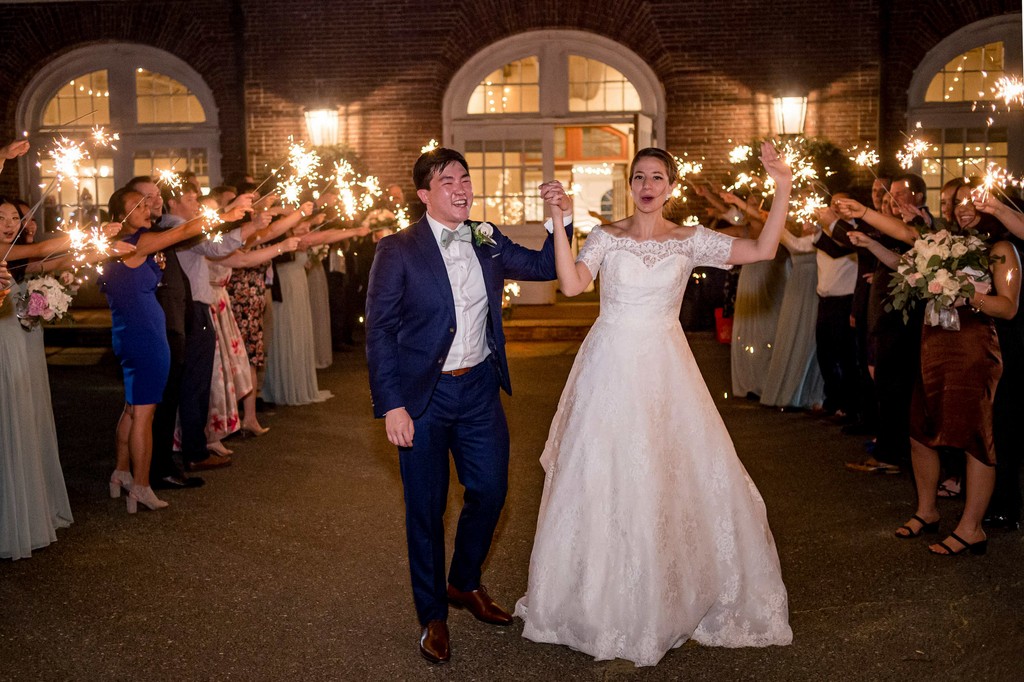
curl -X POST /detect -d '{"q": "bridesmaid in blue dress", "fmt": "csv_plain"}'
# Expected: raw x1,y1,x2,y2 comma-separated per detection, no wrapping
0,198,75,558
760,225,825,409
101,187,221,513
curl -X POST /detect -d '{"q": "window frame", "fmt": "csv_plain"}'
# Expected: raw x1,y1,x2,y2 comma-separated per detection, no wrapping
906,14,1023,206
15,43,221,222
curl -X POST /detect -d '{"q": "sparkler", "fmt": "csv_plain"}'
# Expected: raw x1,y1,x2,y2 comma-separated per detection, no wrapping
897,137,930,170
49,137,89,188
90,126,120,150
199,206,226,243
728,145,752,165
973,161,1024,212
156,167,184,193
421,139,439,153
992,76,1024,108
791,193,829,223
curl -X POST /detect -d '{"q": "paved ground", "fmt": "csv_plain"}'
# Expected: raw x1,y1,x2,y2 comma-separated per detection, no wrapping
1,334,1022,681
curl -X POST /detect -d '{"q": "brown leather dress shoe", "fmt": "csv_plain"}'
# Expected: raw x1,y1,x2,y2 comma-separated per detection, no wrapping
446,584,513,625
419,620,450,663
185,454,232,472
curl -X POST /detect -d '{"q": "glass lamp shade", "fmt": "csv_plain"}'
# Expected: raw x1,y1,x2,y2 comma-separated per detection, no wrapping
304,108,339,147
773,96,807,136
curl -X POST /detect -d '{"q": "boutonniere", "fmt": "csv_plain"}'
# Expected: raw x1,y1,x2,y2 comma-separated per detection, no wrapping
467,220,497,247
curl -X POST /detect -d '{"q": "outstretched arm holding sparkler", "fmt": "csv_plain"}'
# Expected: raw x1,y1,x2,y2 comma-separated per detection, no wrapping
244,201,313,248
975,195,1024,240
296,219,370,248
0,140,30,175
212,236,303,268
845,230,901,270
3,234,73,262
833,196,918,245
21,240,137,276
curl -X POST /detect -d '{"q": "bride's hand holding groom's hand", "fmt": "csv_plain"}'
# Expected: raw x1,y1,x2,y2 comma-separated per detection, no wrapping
386,407,414,447
539,181,572,224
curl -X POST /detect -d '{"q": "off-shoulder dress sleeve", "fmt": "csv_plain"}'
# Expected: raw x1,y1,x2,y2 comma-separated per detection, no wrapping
691,226,734,269
576,227,609,277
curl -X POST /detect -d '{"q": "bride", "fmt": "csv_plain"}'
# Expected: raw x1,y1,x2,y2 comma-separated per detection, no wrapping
515,142,794,666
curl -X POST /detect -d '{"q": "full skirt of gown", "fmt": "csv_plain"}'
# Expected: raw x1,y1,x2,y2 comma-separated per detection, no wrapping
760,252,825,408
262,252,333,406
307,256,333,369
516,227,792,666
0,289,73,560
730,251,788,398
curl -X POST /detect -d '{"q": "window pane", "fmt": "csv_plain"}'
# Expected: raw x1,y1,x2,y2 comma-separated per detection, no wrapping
917,127,1008,215
41,70,111,129
136,69,206,123
924,42,1005,102
467,57,540,115
568,55,641,112
462,138,542,224
37,153,115,228
133,148,210,193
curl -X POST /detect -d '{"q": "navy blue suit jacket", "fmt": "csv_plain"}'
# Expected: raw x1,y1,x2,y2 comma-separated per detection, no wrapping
365,215,571,419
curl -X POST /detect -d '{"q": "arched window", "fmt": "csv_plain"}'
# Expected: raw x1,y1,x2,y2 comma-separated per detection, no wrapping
907,15,1023,215
16,44,220,230
445,31,664,228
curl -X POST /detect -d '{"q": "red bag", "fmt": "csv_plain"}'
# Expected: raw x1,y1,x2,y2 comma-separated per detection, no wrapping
714,308,733,344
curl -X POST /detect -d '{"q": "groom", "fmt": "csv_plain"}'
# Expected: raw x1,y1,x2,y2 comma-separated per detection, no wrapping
365,147,571,664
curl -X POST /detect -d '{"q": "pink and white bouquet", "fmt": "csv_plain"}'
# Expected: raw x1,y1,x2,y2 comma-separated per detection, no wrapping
888,228,992,330
16,272,77,330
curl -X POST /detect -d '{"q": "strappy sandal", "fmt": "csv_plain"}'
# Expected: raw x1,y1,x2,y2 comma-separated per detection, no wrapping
936,477,962,498
895,514,940,539
929,531,987,556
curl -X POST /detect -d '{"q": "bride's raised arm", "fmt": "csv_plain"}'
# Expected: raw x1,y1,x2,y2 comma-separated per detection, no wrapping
726,141,792,265
540,181,591,297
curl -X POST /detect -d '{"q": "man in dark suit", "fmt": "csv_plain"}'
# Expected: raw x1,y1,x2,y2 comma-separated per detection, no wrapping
365,148,571,664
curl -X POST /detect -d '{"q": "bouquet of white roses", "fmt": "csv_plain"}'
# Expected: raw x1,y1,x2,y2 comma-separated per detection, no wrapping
888,227,992,330
16,272,77,330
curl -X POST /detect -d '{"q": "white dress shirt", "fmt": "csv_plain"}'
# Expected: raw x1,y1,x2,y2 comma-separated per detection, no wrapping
159,214,245,305
426,213,490,371
813,220,858,298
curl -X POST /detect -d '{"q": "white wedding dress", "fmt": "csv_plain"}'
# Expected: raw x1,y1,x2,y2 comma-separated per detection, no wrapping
515,226,792,666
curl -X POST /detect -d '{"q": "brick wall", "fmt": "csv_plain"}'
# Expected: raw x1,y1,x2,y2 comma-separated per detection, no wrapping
0,1,1016,200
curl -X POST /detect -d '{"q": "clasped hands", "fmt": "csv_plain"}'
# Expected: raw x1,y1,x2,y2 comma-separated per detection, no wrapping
539,181,572,223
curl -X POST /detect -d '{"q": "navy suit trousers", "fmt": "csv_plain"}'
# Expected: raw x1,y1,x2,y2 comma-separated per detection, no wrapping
398,359,509,625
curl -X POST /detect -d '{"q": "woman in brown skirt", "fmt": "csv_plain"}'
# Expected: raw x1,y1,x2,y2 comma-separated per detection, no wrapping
849,181,1020,556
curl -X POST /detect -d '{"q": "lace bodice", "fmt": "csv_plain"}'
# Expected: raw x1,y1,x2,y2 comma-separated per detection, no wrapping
577,226,734,322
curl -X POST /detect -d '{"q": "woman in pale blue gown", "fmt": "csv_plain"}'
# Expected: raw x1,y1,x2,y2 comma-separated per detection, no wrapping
0,198,72,559
263,248,333,405
731,247,788,398
760,226,825,408
306,248,333,369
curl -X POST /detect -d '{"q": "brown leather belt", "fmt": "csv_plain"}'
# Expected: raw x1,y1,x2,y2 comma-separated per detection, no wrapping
440,366,473,377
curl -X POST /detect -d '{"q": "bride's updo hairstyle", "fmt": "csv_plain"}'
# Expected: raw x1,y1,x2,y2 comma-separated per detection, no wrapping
629,148,679,186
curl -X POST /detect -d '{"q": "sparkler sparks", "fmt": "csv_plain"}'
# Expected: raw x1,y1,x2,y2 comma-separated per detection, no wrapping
992,76,1024,108
897,138,930,170
286,139,322,183
791,193,829,223
849,145,880,168
421,139,439,153
156,168,184,192
49,137,89,188
90,126,120,150
729,145,752,164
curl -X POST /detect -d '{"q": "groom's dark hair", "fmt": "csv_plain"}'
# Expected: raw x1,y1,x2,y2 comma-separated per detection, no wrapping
413,148,469,191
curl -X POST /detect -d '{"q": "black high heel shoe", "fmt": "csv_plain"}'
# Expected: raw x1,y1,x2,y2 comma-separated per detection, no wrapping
929,532,987,556
895,514,940,539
